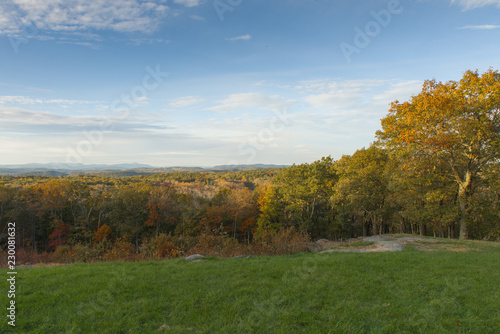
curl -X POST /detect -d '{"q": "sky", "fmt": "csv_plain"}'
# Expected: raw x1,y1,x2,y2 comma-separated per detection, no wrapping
0,0,499,167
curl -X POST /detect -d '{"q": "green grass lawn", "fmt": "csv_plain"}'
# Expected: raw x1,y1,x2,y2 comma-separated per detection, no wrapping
1,237,500,333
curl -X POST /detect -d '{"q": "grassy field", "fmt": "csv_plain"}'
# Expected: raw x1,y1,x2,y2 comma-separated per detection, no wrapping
1,236,499,333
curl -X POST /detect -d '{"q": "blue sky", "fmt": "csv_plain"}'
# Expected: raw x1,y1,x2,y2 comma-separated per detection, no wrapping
0,0,499,167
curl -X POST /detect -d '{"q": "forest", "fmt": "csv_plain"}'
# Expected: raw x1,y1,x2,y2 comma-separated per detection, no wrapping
1,69,499,262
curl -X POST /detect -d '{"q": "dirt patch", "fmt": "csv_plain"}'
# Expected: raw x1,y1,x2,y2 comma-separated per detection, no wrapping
409,240,479,252
335,244,378,250
435,244,476,252
317,235,479,254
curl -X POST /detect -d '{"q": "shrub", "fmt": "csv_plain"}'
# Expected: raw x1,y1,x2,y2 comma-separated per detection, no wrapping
70,243,103,263
139,234,181,260
188,234,243,257
252,227,311,255
104,238,135,261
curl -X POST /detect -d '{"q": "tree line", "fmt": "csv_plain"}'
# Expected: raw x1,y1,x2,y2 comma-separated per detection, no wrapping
0,69,498,254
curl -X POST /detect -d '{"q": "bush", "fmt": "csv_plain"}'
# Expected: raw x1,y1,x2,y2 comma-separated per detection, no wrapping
104,238,136,261
139,234,181,260
188,234,243,257
71,243,104,263
252,227,311,255
3,227,312,266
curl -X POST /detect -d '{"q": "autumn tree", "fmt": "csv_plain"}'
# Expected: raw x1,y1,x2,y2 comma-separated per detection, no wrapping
0,185,16,228
106,183,151,251
48,220,70,249
377,69,500,239
69,182,106,243
258,157,337,238
332,146,390,237
386,153,458,237
146,184,179,237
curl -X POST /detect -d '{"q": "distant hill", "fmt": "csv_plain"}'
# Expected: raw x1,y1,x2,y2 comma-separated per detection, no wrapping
0,162,153,171
212,164,289,171
0,163,288,176
0,163,153,176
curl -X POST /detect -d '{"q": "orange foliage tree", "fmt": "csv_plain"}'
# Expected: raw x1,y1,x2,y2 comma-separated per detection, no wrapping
377,69,500,239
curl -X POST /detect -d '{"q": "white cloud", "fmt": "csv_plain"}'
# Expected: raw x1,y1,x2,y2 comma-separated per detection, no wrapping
451,0,500,10
174,0,202,7
298,79,421,114
297,79,385,112
372,81,422,103
128,37,170,45
458,24,500,29
0,95,97,105
170,96,204,108
189,14,205,21
0,106,165,133
206,93,295,113
226,34,252,41
0,0,170,35
0,78,430,166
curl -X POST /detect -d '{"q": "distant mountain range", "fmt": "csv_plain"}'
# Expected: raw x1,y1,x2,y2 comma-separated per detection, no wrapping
0,163,289,176
0,162,153,171
212,164,289,170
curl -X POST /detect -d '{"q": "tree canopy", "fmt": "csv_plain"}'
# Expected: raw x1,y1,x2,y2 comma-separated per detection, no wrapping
377,69,500,239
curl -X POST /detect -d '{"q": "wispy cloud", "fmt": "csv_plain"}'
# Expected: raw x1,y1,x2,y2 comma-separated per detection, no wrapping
170,96,205,108
206,93,294,113
226,34,252,41
128,38,171,45
297,79,421,114
0,0,170,35
189,14,205,22
174,0,203,7
0,106,166,134
0,95,98,105
451,0,500,10
458,24,500,29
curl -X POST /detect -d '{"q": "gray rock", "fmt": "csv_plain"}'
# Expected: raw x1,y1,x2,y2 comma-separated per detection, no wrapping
376,241,405,252
185,254,204,261
363,235,394,242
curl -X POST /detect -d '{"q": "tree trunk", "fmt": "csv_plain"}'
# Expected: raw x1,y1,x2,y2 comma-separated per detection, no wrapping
458,193,468,240
419,223,426,236
372,218,377,236
458,183,471,240
399,215,406,234
135,234,139,253
362,212,368,237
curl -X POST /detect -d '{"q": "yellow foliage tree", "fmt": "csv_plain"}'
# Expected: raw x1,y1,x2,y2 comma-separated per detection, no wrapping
377,69,500,239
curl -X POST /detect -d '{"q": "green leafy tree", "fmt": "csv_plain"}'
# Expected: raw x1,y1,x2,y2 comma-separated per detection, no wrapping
333,146,390,236
258,157,337,238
